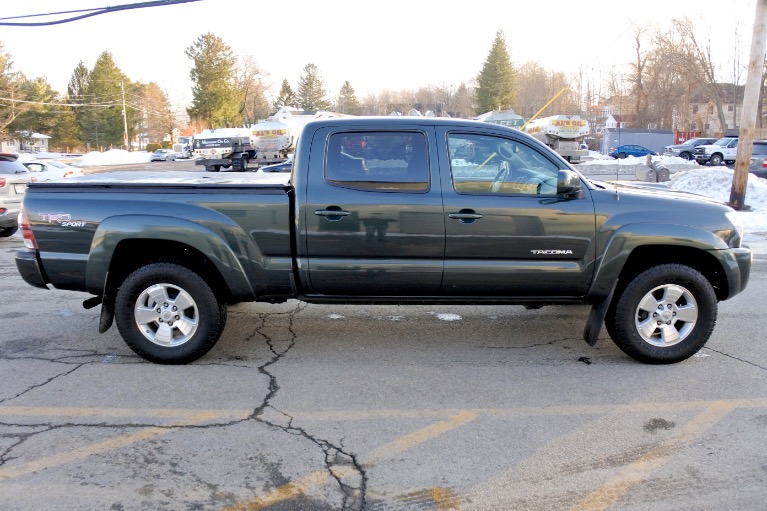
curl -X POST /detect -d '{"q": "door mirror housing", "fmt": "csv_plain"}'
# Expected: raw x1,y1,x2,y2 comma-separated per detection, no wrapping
557,169,583,198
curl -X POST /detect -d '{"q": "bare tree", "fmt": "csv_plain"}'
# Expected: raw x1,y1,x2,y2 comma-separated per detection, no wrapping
234,54,270,125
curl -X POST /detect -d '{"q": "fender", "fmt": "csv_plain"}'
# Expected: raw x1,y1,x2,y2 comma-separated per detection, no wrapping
85,214,260,301
586,222,730,302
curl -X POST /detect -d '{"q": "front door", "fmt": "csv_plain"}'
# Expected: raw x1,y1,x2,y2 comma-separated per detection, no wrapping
438,129,596,297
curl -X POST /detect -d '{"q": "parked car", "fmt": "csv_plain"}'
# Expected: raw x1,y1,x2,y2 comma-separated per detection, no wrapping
0,153,31,237
609,145,658,159
22,160,84,181
748,140,767,178
693,137,738,166
663,138,718,160
150,148,177,162
259,159,292,173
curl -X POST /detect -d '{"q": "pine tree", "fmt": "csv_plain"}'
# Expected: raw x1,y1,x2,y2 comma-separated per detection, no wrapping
336,81,360,114
83,51,127,149
273,78,297,110
0,42,26,138
66,60,89,145
185,33,240,128
475,30,516,114
8,77,59,135
296,63,331,111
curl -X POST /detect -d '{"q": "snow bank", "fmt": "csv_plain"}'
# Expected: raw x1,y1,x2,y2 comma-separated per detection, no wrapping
74,149,152,167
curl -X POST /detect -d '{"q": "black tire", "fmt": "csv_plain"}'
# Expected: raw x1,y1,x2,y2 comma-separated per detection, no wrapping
709,154,723,166
679,151,692,160
618,152,627,159
0,225,18,237
606,264,717,364
115,263,227,364
239,156,248,171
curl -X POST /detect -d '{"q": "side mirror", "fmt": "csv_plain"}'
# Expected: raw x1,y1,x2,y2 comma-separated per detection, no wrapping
557,169,583,198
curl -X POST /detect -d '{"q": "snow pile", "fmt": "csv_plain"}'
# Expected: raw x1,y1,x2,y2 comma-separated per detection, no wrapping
74,149,152,167
669,167,767,240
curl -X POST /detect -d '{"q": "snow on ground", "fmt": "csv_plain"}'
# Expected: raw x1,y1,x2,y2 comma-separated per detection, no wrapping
74,149,152,166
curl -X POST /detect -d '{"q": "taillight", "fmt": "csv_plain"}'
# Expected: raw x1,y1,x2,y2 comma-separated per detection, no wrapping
30,176,38,182
0,177,6,188
19,208,38,249
762,158,767,169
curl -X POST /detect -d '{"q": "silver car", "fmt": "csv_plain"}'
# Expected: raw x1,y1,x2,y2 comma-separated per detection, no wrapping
150,149,177,162
0,153,31,237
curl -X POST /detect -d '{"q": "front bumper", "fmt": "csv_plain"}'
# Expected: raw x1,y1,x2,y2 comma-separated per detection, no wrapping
722,246,752,299
15,250,50,289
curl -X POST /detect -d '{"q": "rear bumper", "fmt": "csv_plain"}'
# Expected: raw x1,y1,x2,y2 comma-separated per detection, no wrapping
15,250,50,289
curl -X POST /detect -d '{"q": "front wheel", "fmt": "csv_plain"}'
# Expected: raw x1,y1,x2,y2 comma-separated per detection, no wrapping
606,264,717,364
618,152,627,159
115,263,227,364
679,151,692,160
709,154,723,166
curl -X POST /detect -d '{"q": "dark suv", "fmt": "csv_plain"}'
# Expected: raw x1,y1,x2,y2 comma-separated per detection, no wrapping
663,137,717,160
0,153,31,237
748,140,767,178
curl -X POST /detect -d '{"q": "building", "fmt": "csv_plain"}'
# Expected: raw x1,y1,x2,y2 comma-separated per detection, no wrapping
0,131,51,153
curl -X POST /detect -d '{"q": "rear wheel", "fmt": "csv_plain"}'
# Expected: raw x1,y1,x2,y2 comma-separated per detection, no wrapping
606,264,717,364
115,263,227,364
0,225,18,237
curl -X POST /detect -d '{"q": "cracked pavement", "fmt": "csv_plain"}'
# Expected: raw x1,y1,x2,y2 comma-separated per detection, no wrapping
1,234,767,510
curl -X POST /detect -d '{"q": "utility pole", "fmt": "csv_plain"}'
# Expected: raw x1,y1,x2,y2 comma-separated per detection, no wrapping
120,79,129,151
730,0,767,210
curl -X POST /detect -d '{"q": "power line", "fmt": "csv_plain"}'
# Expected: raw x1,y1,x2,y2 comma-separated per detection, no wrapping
0,0,202,27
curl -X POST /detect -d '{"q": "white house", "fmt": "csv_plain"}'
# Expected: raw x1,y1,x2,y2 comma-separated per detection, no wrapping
604,115,629,130
1,132,51,153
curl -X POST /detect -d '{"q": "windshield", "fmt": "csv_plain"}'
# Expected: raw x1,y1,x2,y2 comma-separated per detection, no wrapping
714,138,732,147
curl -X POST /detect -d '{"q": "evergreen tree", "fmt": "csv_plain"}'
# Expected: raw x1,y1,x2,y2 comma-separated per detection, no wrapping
81,52,127,149
8,77,59,134
0,42,26,138
66,60,89,145
296,63,331,111
475,30,516,114
336,81,360,114
273,78,297,110
185,33,240,128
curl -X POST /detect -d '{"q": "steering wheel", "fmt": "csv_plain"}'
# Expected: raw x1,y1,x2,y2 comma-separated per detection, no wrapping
497,142,515,159
490,160,510,192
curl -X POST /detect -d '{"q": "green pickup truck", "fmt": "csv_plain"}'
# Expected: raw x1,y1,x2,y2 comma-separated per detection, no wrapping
15,117,752,365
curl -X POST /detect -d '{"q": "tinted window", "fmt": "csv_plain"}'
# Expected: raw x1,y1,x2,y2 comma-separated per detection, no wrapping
0,160,29,175
752,143,767,156
325,132,428,192
448,133,559,195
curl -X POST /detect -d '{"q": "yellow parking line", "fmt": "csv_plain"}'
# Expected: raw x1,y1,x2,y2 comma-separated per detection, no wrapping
568,401,735,511
221,411,478,511
0,411,218,481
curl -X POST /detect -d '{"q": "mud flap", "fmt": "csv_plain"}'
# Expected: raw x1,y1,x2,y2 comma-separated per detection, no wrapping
583,282,617,346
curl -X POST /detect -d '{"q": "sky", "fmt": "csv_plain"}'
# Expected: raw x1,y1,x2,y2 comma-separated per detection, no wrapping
0,0,756,112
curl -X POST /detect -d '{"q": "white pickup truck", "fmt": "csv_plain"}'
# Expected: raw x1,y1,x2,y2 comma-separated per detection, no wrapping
693,137,738,166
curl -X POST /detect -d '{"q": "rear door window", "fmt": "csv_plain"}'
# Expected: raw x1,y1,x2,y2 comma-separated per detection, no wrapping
325,132,429,192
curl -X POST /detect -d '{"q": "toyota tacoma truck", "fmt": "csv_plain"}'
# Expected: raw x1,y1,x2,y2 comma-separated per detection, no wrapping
15,117,752,365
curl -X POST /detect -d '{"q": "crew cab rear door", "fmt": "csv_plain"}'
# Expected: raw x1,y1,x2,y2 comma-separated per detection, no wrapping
299,126,444,296
436,127,597,297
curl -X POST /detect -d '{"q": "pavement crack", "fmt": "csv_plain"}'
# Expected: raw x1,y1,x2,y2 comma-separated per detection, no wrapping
249,302,368,509
704,347,767,370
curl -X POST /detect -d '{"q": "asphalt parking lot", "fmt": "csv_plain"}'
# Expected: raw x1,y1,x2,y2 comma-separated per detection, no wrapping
1,162,765,510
